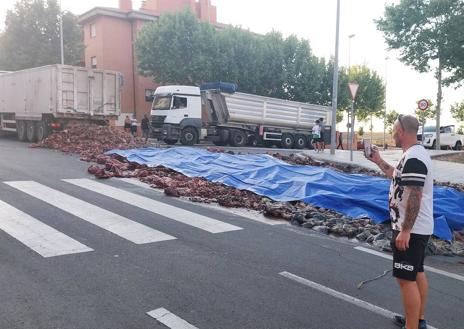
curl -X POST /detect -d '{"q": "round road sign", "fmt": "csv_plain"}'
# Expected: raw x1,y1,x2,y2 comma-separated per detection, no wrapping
418,99,429,111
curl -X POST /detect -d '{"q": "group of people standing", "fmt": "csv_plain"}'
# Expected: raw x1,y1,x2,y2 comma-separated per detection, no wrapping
124,114,151,142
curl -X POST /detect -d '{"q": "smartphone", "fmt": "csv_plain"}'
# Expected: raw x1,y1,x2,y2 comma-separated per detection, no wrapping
363,139,372,158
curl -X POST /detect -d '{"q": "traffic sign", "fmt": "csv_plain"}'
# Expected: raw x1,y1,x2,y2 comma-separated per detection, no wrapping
418,99,429,111
348,82,359,100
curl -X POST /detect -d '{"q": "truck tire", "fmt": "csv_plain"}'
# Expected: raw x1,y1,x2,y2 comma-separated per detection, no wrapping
455,141,462,151
229,129,247,147
36,120,50,141
281,133,294,149
180,127,198,146
16,120,27,141
294,134,306,149
26,121,38,142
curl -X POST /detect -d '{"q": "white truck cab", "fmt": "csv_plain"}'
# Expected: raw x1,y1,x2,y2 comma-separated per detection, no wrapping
150,85,202,145
419,125,463,150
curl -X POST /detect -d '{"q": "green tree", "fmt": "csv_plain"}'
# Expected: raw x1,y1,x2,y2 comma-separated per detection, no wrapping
136,9,216,85
385,109,400,135
0,0,83,70
450,101,464,123
376,0,464,149
347,65,385,121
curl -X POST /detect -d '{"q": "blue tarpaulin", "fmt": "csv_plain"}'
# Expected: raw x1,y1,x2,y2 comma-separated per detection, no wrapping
106,147,464,241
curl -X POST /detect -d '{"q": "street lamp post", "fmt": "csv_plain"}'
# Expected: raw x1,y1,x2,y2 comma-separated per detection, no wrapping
59,0,64,65
346,34,355,151
330,0,341,155
383,56,389,149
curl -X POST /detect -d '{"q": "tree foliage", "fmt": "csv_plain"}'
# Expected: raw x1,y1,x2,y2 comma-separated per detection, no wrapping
385,109,400,135
348,65,385,121
376,0,463,84
376,0,464,148
136,9,385,121
450,101,464,123
0,0,84,70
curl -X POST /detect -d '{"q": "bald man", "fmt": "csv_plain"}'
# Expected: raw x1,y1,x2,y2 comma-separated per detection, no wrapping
367,115,433,329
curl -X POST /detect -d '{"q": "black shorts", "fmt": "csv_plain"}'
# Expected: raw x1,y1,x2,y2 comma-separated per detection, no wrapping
391,230,430,281
124,123,131,129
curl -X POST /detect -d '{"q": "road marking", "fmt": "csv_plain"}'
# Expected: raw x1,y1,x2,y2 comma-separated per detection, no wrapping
279,271,438,329
118,178,284,226
147,308,199,329
64,179,242,234
5,181,176,244
355,246,464,283
0,199,93,257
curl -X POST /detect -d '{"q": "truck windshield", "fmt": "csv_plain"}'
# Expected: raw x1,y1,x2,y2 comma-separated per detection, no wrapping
423,126,436,132
152,95,171,110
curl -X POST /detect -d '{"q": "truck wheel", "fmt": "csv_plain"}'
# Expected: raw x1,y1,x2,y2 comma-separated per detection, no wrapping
455,141,462,151
36,120,50,141
180,127,198,146
229,129,247,147
294,135,306,149
281,133,294,149
16,120,27,141
26,121,38,142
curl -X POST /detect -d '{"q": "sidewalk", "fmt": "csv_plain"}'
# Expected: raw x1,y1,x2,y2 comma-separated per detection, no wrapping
303,149,464,184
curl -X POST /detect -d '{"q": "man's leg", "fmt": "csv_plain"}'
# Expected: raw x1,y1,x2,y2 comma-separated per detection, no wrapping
397,278,420,329
416,272,428,320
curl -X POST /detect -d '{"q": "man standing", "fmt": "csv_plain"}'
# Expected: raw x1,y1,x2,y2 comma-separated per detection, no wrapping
367,115,433,329
319,117,326,151
141,114,150,143
312,120,322,152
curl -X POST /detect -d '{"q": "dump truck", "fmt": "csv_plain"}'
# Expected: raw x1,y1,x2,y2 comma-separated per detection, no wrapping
0,64,122,142
150,82,332,148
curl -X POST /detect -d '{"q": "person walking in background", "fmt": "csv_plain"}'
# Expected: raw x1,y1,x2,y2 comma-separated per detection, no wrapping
312,120,322,152
367,115,433,329
337,131,344,149
318,117,325,151
124,115,131,133
141,114,150,143
130,115,138,137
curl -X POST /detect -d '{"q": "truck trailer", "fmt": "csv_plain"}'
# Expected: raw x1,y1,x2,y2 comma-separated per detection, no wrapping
150,82,332,149
0,64,122,142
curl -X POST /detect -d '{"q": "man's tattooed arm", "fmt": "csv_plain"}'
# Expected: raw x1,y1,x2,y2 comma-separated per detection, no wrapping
377,159,394,178
402,186,423,231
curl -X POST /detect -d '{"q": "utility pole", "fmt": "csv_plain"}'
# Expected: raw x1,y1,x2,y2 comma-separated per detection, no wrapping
383,56,389,149
330,0,341,155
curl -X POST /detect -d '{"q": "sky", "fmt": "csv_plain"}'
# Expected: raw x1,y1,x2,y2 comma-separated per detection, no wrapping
0,0,462,131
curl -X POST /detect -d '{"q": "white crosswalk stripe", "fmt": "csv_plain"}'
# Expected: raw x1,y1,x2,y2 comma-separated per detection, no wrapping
0,199,93,258
5,181,176,245
63,178,243,234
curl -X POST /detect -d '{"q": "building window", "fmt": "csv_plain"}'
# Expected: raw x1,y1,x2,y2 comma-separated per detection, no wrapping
90,23,96,38
91,56,97,69
145,89,155,102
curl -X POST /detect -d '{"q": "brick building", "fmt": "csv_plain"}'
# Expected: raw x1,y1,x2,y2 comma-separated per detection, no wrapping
78,0,218,127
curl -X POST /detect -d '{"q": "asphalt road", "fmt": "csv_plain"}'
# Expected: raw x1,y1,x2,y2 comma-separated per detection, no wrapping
0,136,463,329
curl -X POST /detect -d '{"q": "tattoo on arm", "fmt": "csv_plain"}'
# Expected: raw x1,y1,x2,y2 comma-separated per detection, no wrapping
378,160,394,178
402,186,423,231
